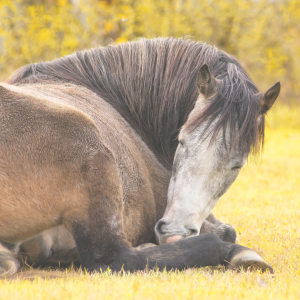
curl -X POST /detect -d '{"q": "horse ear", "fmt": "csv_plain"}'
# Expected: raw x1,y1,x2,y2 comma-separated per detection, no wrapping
259,82,281,114
197,64,217,97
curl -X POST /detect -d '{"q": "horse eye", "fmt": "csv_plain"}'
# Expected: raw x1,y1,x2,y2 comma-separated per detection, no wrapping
231,166,242,170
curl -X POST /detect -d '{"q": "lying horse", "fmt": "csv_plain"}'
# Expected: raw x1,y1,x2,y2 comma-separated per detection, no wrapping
0,38,280,276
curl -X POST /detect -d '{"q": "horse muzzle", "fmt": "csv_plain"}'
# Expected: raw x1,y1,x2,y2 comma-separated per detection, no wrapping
154,218,200,244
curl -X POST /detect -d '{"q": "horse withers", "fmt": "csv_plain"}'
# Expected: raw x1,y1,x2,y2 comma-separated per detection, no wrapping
0,38,279,276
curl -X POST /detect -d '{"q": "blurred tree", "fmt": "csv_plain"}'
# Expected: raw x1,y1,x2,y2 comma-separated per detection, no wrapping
0,0,299,102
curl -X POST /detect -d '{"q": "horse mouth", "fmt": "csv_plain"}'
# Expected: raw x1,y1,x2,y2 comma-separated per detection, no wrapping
155,218,200,244
165,235,184,243
156,233,184,244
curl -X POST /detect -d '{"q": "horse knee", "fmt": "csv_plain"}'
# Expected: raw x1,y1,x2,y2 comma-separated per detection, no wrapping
218,224,236,243
201,220,236,243
0,244,20,277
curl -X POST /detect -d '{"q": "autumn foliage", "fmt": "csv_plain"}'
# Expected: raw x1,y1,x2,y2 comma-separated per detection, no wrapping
0,0,299,102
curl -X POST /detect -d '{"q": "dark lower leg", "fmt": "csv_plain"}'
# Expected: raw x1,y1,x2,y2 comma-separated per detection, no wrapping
71,221,273,273
41,248,80,268
222,241,273,272
74,232,231,272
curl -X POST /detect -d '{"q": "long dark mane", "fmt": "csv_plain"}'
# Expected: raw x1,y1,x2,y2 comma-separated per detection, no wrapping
7,37,263,168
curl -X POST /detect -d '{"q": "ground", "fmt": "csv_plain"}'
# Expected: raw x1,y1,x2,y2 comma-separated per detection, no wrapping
0,104,299,300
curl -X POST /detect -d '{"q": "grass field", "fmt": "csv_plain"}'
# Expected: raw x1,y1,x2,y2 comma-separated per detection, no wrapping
0,104,299,300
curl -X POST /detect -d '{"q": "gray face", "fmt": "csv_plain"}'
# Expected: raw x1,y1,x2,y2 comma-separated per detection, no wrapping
155,95,247,244
154,63,280,245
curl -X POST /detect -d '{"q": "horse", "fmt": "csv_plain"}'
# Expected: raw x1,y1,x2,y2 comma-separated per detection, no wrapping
0,38,280,276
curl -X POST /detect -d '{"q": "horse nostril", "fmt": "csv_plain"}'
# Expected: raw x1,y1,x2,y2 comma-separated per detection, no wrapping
155,219,168,236
186,225,200,237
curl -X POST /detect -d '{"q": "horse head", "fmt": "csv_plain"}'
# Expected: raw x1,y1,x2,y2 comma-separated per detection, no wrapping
155,63,280,244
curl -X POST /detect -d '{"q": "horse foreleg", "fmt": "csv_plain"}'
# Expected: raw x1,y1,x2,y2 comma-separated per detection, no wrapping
62,150,272,273
138,234,273,272
38,248,80,268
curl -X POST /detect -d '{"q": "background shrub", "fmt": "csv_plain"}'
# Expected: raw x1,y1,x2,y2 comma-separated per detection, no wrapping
0,0,299,103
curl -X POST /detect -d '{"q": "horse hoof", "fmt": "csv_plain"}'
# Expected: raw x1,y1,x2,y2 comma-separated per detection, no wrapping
136,243,156,251
228,250,274,273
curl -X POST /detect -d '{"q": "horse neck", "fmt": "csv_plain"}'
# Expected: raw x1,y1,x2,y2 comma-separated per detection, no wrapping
111,93,195,169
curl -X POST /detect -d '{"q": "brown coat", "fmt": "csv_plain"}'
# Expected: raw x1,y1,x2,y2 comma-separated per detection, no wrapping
0,82,170,247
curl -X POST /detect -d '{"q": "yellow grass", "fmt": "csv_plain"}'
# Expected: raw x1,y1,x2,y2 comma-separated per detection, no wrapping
0,104,299,300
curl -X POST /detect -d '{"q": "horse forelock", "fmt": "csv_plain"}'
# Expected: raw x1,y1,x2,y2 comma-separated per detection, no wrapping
6,38,264,166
